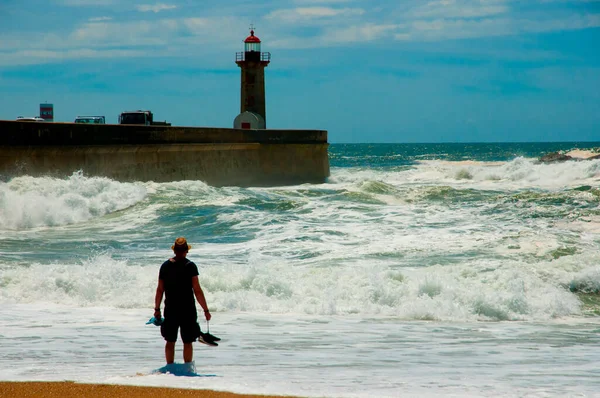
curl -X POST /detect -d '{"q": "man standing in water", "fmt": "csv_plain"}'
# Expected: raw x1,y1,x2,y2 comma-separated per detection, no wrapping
154,237,212,365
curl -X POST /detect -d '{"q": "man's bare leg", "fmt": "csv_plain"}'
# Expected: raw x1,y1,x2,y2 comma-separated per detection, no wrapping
183,342,193,363
165,342,175,364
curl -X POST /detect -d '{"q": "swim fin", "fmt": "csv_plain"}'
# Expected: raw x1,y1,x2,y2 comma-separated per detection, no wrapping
204,322,221,341
204,332,221,342
198,332,218,346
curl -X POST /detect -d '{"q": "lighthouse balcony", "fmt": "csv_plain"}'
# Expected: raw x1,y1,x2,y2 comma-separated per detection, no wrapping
236,51,271,63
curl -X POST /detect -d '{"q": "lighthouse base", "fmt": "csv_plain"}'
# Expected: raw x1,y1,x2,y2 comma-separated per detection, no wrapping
234,111,265,129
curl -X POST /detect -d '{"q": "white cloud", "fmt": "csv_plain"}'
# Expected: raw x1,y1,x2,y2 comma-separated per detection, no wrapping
136,3,177,13
323,23,398,44
68,19,181,46
0,12,249,67
89,16,112,22
265,7,365,23
57,0,117,6
0,48,148,67
181,17,212,31
539,0,600,3
293,0,355,3
397,18,510,41
267,21,397,49
409,0,509,19
3,0,599,66
395,13,600,41
180,17,247,44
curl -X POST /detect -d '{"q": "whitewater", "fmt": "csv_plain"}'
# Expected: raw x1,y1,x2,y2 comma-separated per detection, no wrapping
1,143,600,397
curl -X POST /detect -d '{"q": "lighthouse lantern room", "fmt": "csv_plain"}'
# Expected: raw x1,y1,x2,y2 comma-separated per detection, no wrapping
244,32,261,53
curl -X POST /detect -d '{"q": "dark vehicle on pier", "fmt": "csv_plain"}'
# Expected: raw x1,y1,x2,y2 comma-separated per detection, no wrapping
118,110,171,126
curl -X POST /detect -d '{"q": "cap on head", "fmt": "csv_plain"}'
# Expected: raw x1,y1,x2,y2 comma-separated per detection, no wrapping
171,237,191,252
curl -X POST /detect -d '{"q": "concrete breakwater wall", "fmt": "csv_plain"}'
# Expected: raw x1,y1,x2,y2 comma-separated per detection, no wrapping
0,121,330,187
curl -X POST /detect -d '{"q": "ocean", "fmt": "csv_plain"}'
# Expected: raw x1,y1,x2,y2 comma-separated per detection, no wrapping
1,142,600,397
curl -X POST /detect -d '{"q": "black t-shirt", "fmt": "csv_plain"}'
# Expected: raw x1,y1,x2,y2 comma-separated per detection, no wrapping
159,258,199,318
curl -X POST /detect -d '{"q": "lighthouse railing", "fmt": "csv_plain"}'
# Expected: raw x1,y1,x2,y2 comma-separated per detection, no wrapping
236,52,271,62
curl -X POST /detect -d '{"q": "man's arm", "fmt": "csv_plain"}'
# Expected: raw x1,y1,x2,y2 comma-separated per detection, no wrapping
154,279,164,318
192,276,211,321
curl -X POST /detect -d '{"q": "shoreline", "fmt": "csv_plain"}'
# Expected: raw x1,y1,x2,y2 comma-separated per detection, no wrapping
0,382,298,398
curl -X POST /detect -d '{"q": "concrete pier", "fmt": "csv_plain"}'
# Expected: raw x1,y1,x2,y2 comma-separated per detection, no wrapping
0,121,330,187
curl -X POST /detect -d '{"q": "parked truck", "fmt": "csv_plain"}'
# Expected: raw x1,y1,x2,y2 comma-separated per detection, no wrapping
118,110,171,126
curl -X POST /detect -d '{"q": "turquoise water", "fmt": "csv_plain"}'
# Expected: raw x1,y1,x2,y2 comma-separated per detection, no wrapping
1,142,600,397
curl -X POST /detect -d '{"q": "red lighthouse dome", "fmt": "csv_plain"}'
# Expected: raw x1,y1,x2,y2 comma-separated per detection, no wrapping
244,30,261,44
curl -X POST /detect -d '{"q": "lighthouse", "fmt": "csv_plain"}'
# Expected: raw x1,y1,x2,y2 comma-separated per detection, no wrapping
234,28,270,129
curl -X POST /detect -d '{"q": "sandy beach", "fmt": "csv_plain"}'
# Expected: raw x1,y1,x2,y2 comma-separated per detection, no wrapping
0,382,296,398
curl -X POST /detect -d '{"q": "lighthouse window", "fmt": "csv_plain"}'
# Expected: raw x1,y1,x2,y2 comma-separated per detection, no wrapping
245,42,261,52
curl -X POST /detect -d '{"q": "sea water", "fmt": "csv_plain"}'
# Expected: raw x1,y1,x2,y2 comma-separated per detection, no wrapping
1,143,600,397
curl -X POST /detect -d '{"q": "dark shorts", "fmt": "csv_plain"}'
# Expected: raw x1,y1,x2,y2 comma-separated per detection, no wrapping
160,317,200,344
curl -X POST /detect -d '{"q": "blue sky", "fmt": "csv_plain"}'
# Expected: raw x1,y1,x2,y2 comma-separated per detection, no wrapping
0,0,598,143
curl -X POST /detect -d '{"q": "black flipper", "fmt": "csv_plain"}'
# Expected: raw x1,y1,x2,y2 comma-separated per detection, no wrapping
205,321,221,341
204,332,221,342
198,332,218,346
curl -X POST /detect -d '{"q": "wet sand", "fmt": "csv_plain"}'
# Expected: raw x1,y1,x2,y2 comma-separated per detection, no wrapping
0,382,297,398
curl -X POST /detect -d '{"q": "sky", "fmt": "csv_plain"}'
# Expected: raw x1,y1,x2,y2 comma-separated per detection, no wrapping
0,0,599,143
